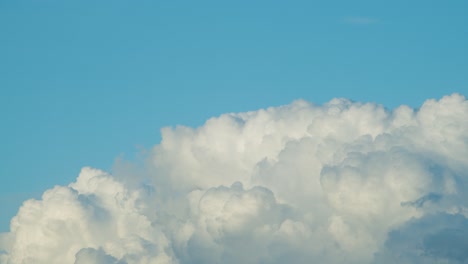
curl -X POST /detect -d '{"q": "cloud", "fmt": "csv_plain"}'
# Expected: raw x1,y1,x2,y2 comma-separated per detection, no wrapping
1,94,468,263
374,213,468,264
74,248,120,264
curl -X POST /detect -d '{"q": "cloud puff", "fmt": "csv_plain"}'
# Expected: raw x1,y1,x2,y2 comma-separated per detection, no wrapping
1,168,176,264
1,94,467,263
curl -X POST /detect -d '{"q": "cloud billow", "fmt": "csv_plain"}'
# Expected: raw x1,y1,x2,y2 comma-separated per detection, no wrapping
1,94,467,264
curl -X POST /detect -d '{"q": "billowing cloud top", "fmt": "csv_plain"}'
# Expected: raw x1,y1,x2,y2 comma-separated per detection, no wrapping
1,94,468,264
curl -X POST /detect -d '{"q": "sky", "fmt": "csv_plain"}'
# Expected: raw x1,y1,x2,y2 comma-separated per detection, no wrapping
0,1,467,262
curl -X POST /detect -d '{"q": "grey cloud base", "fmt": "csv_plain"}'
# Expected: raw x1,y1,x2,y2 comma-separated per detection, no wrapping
1,94,467,263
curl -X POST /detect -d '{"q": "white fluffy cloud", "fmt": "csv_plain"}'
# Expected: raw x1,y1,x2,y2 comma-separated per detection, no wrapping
1,94,467,264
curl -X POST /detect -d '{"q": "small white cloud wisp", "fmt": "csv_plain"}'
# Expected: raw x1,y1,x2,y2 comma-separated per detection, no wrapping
1,94,468,264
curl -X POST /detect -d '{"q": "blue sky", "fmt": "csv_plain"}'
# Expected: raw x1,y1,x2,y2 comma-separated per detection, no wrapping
1,0,467,231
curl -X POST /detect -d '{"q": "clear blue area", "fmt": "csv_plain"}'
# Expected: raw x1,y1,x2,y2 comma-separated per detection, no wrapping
1,0,467,231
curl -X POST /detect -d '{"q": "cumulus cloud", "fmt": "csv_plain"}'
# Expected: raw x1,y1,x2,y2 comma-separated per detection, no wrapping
1,94,468,264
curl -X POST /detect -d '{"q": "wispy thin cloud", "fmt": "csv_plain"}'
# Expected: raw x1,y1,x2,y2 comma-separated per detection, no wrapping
343,16,379,25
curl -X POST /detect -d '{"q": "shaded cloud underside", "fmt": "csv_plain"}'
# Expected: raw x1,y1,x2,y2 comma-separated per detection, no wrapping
1,94,468,264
